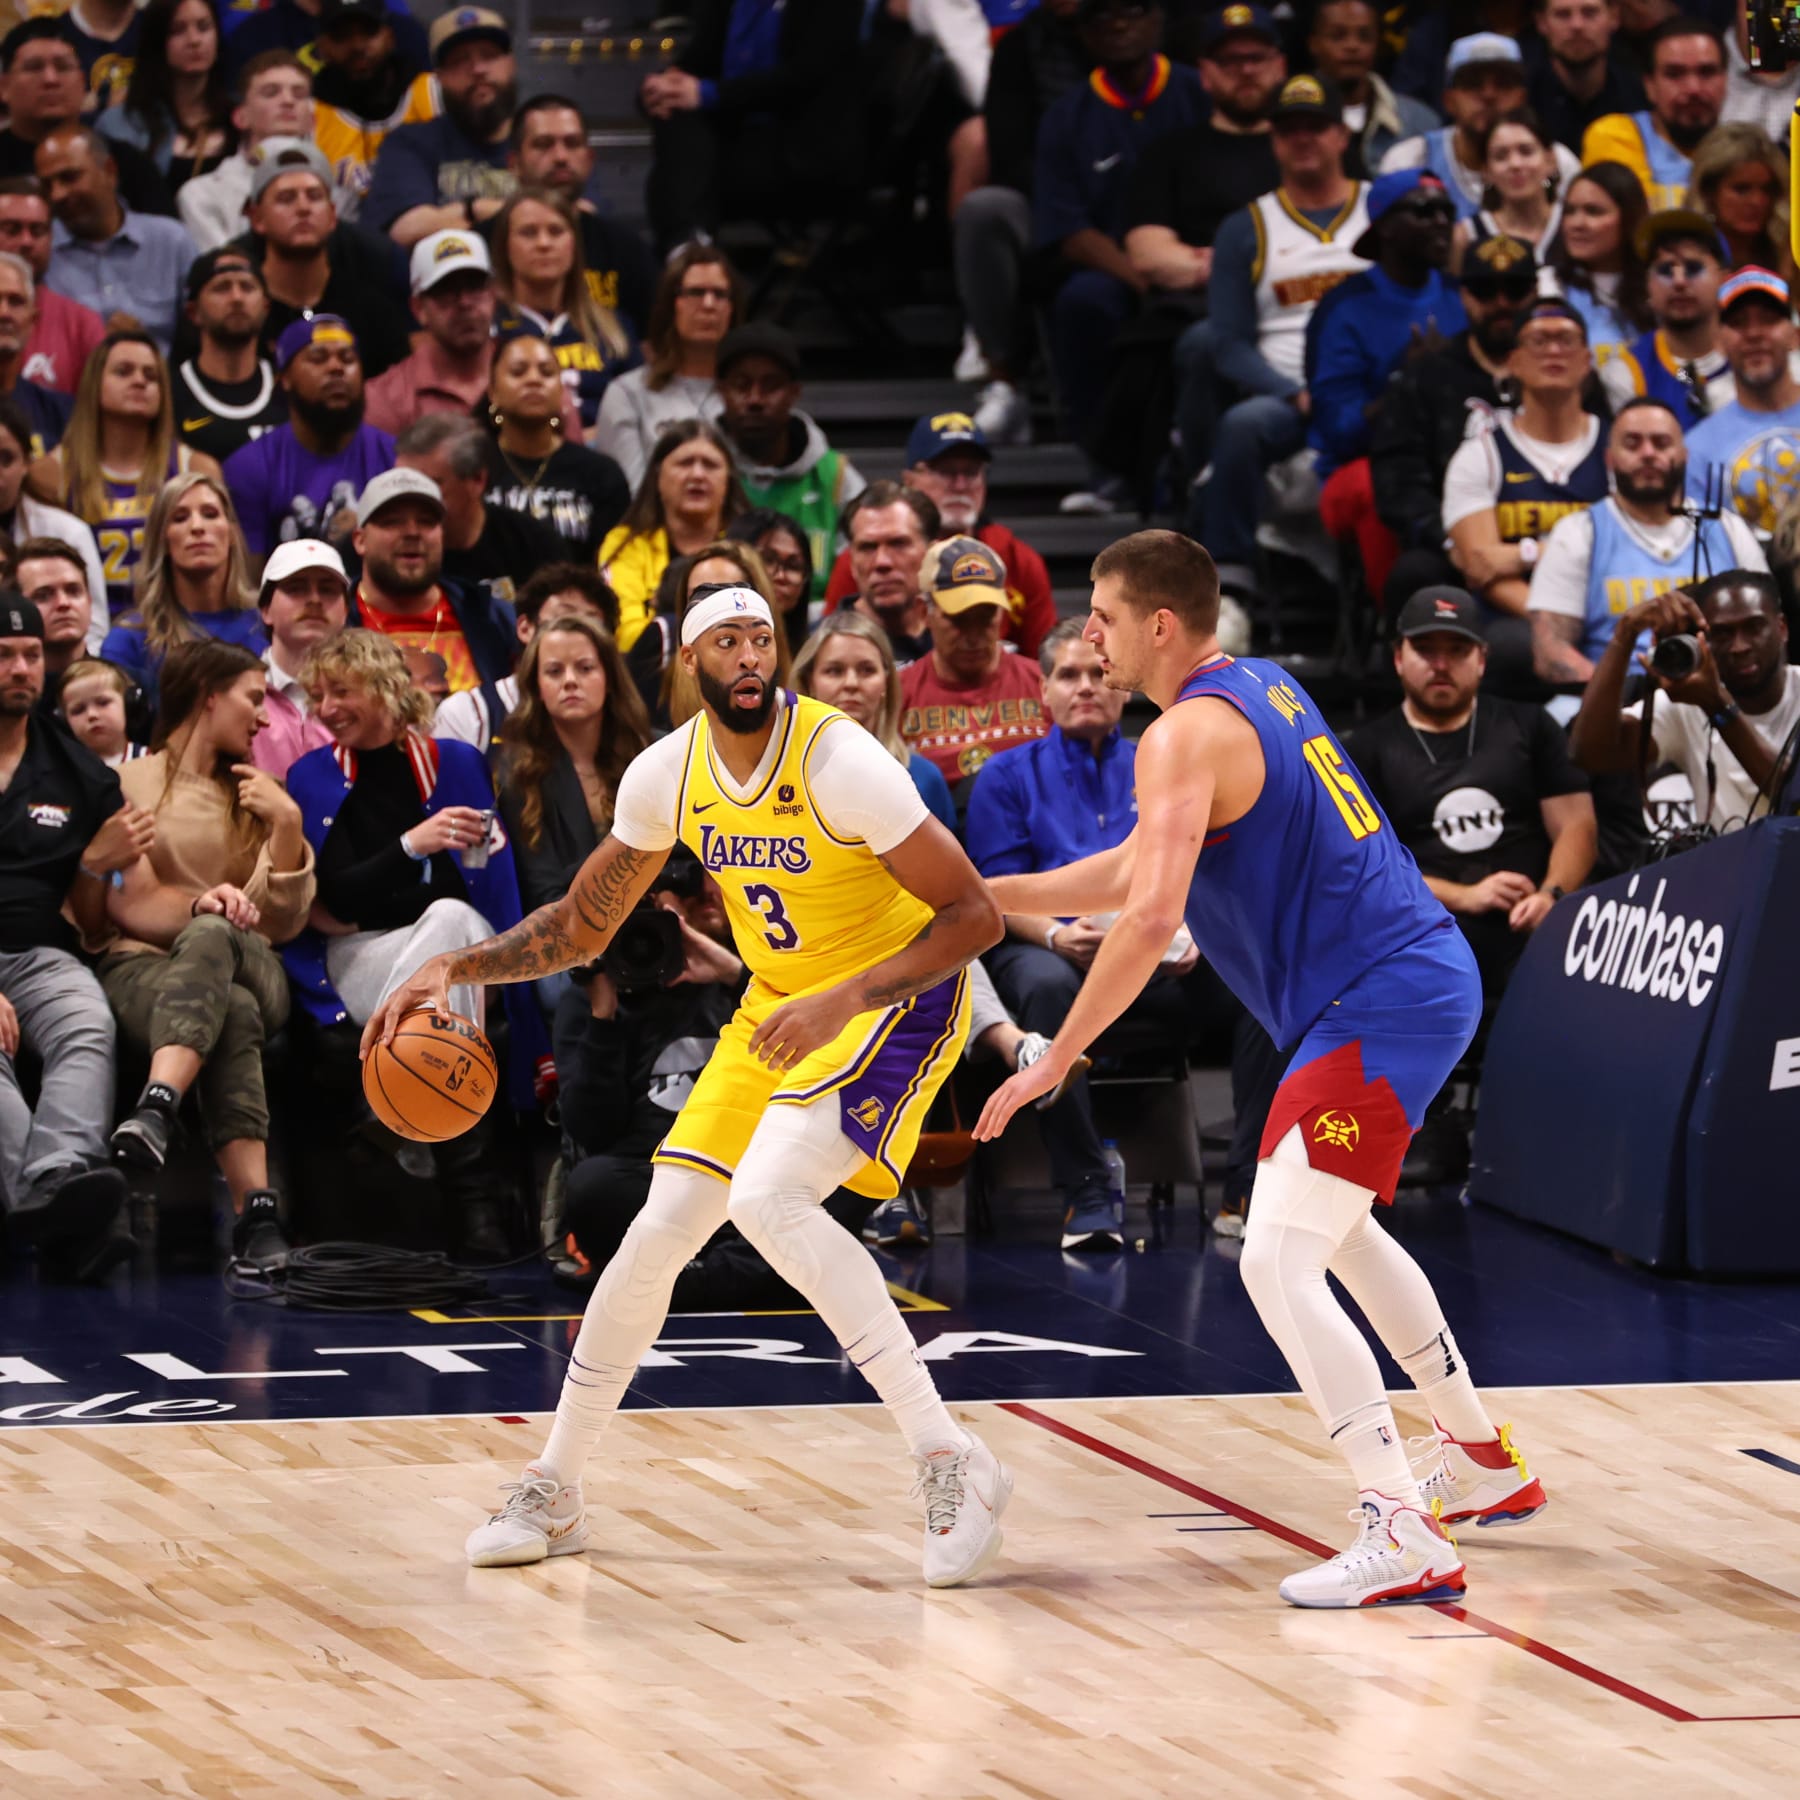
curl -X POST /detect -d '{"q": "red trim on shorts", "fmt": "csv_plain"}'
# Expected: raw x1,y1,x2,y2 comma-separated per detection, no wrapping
1259,1039,1414,1203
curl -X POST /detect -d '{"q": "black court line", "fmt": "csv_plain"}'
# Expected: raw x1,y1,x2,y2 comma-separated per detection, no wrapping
1741,1448,1800,1478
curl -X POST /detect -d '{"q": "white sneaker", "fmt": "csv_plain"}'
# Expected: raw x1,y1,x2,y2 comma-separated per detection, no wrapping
465,1463,589,1567
1015,1030,1091,1109
913,1432,1013,1588
1278,1499,1466,1609
1410,1423,1548,1527
973,379,1031,445
954,325,991,383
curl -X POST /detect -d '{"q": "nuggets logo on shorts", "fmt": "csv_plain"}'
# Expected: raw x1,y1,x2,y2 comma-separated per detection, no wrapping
849,1096,885,1130
1313,1111,1360,1151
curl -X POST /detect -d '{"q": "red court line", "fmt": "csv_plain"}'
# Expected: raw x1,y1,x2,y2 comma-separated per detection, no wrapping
1001,1401,1800,1726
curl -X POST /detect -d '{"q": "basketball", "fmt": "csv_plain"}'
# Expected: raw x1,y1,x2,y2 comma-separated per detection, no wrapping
362,1008,498,1143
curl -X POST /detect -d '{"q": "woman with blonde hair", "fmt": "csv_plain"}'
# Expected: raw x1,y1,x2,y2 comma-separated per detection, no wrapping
491,185,637,432
34,330,218,621
284,629,548,1254
1687,123,1795,282
100,470,263,703
599,420,747,652
101,638,314,1274
592,244,739,491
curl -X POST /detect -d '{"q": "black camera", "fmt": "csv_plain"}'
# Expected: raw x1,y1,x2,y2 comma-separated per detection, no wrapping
598,904,686,993
1649,633,1702,682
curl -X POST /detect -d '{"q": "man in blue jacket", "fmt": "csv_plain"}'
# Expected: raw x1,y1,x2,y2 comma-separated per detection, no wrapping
965,619,1213,1251
1310,167,1464,599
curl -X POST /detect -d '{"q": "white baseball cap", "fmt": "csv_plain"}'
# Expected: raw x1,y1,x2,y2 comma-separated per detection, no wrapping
410,228,492,294
261,538,347,593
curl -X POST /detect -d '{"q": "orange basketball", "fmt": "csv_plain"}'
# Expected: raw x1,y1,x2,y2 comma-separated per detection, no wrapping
363,1009,498,1143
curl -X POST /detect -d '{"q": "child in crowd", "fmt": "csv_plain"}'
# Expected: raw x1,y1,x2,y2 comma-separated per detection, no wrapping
58,659,147,767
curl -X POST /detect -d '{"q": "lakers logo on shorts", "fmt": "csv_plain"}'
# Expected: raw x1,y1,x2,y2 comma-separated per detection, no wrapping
1313,1110,1360,1151
849,1096,886,1131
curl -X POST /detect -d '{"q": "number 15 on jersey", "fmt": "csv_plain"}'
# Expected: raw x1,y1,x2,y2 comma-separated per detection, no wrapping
1303,735,1381,841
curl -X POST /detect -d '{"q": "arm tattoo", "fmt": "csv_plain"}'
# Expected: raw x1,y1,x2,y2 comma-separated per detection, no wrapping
1534,613,1593,687
445,841,653,985
853,851,983,1009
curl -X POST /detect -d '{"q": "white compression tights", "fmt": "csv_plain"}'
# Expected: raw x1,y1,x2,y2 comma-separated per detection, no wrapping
1237,1127,1496,1504
539,1103,965,1484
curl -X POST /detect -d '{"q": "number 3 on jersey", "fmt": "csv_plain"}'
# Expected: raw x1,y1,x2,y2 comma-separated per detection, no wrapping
743,882,801,950
1302,735,1381,841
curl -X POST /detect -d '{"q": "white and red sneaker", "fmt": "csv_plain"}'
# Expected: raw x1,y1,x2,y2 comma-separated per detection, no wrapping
1412,1422,1547,1527
1278,1497,1467,1609
465,1463,589,1567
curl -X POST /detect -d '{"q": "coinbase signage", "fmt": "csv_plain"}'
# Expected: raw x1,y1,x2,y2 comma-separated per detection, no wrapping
1558,875,1726,1008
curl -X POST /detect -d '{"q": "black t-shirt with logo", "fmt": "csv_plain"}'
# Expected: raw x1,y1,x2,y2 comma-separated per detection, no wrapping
481,440,630,565
0,718,123,954
173,357,288,463
1345,696,1588,886
445,503,570,615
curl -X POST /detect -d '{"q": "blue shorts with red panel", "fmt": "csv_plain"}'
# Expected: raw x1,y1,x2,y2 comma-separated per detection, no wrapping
1258,922,1481,1203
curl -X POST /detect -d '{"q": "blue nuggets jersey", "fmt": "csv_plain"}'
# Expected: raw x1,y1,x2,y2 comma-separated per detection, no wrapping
1492,419,1608,544
1175,655,1453,1048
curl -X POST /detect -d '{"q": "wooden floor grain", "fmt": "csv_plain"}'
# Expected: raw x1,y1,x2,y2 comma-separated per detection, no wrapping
2,1385,1796,1799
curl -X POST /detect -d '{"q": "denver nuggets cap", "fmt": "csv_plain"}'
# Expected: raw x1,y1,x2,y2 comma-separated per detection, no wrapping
429,6,511,62
275,313,357,371
1397,585,1485,644
1719,265,1791,318
1457,232,1537,288
923,537,1008,615
1271,72,1343,127
409,228,492,294
1198,4,1280,55
356,469,446,528
0,593,43,641
906,410,991,465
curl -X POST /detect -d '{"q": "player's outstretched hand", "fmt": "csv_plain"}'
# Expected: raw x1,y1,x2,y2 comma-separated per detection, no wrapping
749,988,857,1074
974,1053,1068,1142
359,955,454,1058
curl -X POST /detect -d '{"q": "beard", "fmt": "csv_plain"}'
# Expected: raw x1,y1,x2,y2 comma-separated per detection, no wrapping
445,78,519,143
1472,317,1520,360
364,549,437,599
1614,467,1682,508
0,685,38,715
290,390,364,439
697,665,776,736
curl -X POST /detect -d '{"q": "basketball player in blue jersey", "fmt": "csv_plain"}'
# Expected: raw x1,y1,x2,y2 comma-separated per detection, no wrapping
365,586,1015,1588
975,531,1546,1608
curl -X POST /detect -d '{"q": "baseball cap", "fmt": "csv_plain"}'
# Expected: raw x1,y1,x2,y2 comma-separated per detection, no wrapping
923,537,1007,615
185,245,263,303
1350,169,1451,259
318,0,385,28
1396,586,1484,645
1271,72,1343,127
0,592,43,640
1635,207,1730,265
1517,296,1589,339
1457,233,1537,290
907,410,991,466
429,6,510,63
410,227,491,294
716,320,802,381
356,468,446,528
247,138,333,206
1199,4,1280,55
275,312,357,371
1718,265,1790,317
261,538,347,595
1445,32,1524,81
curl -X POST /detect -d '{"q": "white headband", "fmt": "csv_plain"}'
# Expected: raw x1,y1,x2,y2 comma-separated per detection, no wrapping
681,586,775,647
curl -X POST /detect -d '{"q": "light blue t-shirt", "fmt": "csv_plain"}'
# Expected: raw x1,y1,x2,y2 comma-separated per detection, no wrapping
1683,396,1800,536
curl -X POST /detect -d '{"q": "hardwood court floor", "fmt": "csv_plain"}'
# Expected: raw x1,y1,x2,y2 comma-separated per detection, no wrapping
1,1384,1796,1800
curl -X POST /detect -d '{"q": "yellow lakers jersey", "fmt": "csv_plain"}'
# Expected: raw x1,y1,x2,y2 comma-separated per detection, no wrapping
314,75,439,212
674,696,931,998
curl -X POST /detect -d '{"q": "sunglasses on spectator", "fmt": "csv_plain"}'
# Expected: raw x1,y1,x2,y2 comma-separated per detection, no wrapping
1460,277,1537,301
1649,258,1713,282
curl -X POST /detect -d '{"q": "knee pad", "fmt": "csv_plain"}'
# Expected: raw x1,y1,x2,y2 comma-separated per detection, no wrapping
726,1179,814,1251
602,1213,706,1328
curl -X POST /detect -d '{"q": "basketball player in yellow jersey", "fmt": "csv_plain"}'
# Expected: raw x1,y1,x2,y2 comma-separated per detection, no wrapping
364,585,1014,1587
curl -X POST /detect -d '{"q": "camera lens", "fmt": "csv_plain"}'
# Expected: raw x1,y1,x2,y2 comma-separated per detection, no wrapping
1650,633,1701,681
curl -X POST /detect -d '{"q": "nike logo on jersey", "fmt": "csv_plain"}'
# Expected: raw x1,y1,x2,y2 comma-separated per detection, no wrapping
1093,152,1122,172
181,417,213,432
1503,470,1536,483
692,800,717,814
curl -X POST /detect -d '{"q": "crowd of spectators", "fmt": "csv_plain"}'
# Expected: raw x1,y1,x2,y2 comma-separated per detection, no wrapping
4,0,1800,1292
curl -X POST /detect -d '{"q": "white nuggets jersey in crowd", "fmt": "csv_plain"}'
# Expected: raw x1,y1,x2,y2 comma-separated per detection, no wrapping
1248,183,1372,386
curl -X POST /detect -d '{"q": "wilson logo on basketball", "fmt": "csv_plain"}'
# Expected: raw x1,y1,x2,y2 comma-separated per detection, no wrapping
1313,1111,1360,1151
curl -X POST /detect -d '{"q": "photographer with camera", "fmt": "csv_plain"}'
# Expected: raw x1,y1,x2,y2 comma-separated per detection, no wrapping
554,849,864,1304
1528,398,1766,690
1567,568,1800,830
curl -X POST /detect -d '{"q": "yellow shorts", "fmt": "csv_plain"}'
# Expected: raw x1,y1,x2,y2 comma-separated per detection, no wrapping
654,970,971,1200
